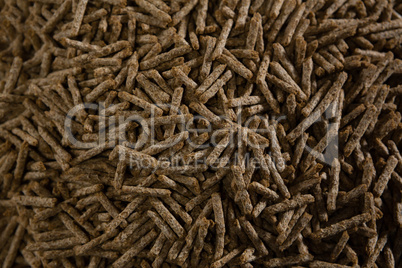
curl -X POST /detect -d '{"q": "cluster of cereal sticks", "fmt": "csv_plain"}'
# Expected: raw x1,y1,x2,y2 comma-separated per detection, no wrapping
0,0,401,267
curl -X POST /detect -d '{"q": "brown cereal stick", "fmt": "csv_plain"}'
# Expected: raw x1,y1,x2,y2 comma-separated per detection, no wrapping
12,141,29,190
268,0,297,43
239,216,269,255
134,0,171,24
217,52,253,80
171,0,198,26
125,52,139,90
12,195,57,207
279,212,312,251
327,158,341,213
263,195,315,215
266,154,290,198
199,70,232,104
3,220,26,268
58,212,89,244
211,19,234,60
261,253,313,267
276,205,307,245
343,104,377,157
171,66,198,90
373,155,398,197
211,192,225,260
111,229,158,268
140,45,192,70
246,13,261,51
281,3,306,46
231,165,253,215
190,217,210,267
330,231,350,262
199,36,216,81
273,43,300,83
287,72,347,143
210,247,244,268
249,182,280,201
310,213,371,240
118,91,163,115
149,233,166,257
147,210,177,241
70,0,88,36
4,57,23,94
234,0,250,30
149,197,186,238
363,232,389,268
42,0,72,33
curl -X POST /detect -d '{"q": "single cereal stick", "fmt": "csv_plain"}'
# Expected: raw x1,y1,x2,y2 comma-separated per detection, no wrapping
279,212,312,251
149,233,166,257
211,19,234,60
42,0,72,33
273,43,300,83
171,67,198,90
310,213,371,240
363,232,389,268
256,79,280,114
135,0,171,23
268,0,297,43
212,193,225,260
200,70,232,104
58,212,89,244
246,13,261,50
234,0,250,30
329,231,350,262
3,220,26,268
12,141,29,190
281,3,306,46
263,194,315,215
199,36,216,81
210,247,244,268
149,197,185,238
295,37,307,72
195,64,226,96
111,229,158,268
301,57,313,99
12,196,57,207
287,72,347,143
373,155,398,197
4,57,23,94
164,88,182,138
256,51,270,84
147,210,177,241
118,91,163,115
266,124,285,172
140,45,192,70
190,217,210,267
276,205,307,245
70,0,88,36
343,104,377,157
249,182,280,201
327,158,341,212
266,155,290,198
217,52,253,80
231,165,253,215
171,0,198,26
136,73,170,103
126,52,139,90
239,216,269,255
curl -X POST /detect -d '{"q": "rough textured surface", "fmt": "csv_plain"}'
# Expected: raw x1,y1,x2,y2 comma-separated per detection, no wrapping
0,0,401,267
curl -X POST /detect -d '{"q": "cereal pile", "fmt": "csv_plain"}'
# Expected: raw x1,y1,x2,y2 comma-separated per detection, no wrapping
0,0,402,267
